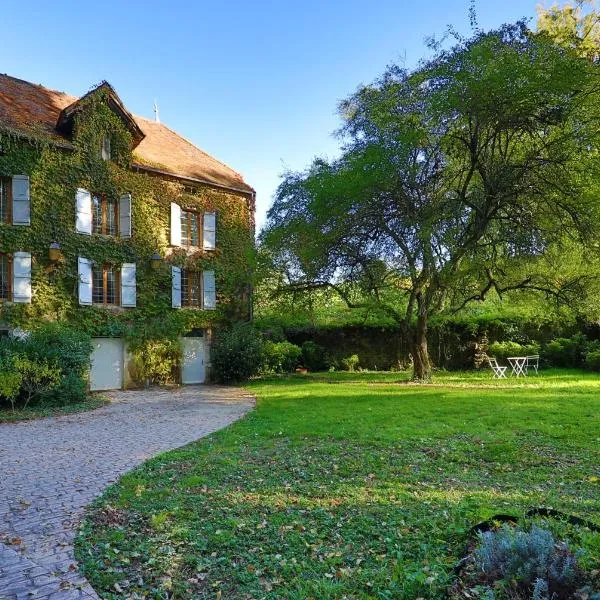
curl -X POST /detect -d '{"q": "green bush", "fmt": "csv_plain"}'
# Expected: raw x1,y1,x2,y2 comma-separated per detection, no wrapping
211,323,264,383
26,324,92,404
0,357,22,411
13,356,61,409
301,341,330,372
341,354,360,372
26,324,92,376
584,350,600,371
129,338,181,386
541,335,588,368
0,324,91,408
262,341,302,374
488,341,540,362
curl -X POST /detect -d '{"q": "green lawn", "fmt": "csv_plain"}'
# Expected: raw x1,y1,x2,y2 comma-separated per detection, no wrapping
76,370,600,599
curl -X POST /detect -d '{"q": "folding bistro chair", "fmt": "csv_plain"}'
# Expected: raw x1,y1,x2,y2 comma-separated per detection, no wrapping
525,355,540,375
488,357,507,379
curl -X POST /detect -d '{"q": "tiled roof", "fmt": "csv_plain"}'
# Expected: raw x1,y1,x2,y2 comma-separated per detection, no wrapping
0,74,253,194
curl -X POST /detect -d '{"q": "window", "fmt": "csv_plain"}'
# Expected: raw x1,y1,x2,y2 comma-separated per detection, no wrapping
92,193,118,236
181,269,201,307
0,253,10,300
101,135,111,161
180,210,200,247
0,177,11,224
92,264,119,305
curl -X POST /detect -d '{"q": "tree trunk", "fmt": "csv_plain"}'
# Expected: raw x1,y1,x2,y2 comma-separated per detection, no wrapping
411,306,432,382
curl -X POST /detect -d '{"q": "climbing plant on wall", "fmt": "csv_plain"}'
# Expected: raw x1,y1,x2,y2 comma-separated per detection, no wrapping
0,88,254,381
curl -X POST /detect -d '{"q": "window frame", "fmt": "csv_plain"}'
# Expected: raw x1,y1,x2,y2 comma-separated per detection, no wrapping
101,135,112,161
180,209,202,248
0,176,13,225
0,252,12,301
181,268,202,308
92,193,119,236
92,263,121,306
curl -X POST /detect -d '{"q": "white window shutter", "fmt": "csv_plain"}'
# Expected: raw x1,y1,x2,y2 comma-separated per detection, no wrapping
78,257,93,305
12,251,32,303
171,266,182,308
203,270,216,309
119,193,132,239
120,263,136,307
76,188,92,234
203,211,216,251
12,176,30,225
170,202,181,246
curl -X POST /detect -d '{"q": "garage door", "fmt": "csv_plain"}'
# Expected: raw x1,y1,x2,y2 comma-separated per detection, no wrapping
182,337,206,384
90,338,124,391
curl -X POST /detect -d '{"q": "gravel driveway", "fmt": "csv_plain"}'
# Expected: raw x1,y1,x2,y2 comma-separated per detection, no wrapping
0,386,254,600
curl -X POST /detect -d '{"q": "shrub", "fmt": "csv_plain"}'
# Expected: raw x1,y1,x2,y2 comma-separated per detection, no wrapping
211,323,264,383
129,338,181,386
341,354,360,372
12,356,61,409
0,357,22,411
301,341,330,372
26,323,92,376
0,324,91,408
488,341,540,362
262,341,302,374
473,525,582,599
584,350,600,372
541,335,587,368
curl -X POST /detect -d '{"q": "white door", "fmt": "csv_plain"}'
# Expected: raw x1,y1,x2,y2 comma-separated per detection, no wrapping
182,337,206,384
90,338,124,391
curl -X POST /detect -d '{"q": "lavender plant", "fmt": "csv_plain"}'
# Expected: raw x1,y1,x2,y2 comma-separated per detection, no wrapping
473,525,582,599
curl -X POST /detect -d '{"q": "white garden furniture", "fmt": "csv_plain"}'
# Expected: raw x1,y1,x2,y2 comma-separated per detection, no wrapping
488,357,507,378
507,356,528,377
525,355,540,374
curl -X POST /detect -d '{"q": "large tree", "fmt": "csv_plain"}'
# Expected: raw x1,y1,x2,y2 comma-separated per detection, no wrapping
262,23,600,380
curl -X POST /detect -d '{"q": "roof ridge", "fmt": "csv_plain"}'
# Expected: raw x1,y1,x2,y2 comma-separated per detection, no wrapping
134,114,246,182
0,73,78,101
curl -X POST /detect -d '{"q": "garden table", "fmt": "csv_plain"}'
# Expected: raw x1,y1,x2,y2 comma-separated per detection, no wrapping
507,356,528,377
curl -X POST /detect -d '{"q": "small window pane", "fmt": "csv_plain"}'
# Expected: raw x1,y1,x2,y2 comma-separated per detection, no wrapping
106,197,117,236
0,178,9,224
190,214,199,246
92,266,104,304
0,254,9,300
181,211,190,247
181,269,201,307
180,210,199,247
92,194,103,234
106,267,116,304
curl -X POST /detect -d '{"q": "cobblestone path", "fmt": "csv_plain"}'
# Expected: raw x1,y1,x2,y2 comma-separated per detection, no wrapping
0,386,254,599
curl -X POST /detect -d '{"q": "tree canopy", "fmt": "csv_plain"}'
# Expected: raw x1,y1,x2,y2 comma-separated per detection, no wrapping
261,21,600,380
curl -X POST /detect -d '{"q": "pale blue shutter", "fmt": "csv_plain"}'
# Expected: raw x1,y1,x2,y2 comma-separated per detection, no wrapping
119,193,132,239
78,257,93,305
76,189,92,234
203,270,216,309
203,212,216,250
171,266,182,308
170,203,181,246
120,263,136,307
12,251,32,303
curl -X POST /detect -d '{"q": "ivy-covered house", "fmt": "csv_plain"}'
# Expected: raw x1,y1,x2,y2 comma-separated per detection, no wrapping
0,74,255,389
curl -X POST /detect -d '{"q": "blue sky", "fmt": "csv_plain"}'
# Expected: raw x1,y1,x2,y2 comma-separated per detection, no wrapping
2,0,539,230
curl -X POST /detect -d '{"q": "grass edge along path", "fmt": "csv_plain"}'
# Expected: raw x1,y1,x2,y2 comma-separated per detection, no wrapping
0,395,108,423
